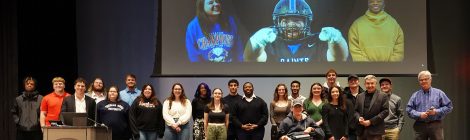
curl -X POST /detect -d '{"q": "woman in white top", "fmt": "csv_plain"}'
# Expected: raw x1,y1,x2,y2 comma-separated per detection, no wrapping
163,83,192,140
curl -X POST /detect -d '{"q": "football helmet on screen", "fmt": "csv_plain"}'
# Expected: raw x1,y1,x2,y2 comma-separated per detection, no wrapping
272,0,313,41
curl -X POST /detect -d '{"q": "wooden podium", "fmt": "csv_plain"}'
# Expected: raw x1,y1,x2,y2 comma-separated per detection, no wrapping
43,126,112,140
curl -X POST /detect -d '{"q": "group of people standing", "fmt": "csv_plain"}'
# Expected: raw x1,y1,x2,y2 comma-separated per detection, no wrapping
11,70,453,140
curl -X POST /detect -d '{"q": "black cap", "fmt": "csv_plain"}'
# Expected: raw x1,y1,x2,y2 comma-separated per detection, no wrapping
379,78,392,84
348,74,359,81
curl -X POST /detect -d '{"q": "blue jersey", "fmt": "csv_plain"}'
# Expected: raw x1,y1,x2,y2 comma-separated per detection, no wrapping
265,35,328,62
185,16,243,62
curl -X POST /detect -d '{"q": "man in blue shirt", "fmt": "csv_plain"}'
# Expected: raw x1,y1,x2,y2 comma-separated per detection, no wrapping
119,74,141,105
406,70,453,140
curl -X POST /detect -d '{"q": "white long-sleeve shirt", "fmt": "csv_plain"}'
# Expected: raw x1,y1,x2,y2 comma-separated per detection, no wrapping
162,99,192,126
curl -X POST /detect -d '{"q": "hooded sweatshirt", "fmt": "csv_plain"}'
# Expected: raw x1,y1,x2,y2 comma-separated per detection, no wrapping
11,91,43,131
279,112,325,139
348,10,404,62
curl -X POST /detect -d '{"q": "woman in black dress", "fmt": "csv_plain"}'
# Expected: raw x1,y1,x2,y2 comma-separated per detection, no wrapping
322,86,353,140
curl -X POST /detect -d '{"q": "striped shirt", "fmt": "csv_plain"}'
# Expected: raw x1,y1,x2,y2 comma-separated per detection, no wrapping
406,87,453,122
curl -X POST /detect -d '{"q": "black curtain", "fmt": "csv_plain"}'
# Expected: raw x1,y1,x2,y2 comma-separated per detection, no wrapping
1,0,18,139
17,0,78,94
1,0,77,139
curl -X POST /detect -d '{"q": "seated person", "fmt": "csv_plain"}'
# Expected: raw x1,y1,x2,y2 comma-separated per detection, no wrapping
279,99,324,140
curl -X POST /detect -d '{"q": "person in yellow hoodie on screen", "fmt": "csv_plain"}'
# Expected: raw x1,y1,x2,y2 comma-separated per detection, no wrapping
348,0,404,62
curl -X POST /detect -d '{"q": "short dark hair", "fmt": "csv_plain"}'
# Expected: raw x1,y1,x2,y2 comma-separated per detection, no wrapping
228,79,239,86
74,77,87,85
291,80,301,87
24,76,37,85
325,69,337,77
24,76,37,91
125,74,136,80
243,82,253,88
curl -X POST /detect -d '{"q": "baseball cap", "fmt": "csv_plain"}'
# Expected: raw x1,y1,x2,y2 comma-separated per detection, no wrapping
348,74,359,81
379,77,392,84
292,99,303,107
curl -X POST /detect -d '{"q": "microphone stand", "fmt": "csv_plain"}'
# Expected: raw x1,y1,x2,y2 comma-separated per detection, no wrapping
87,117,109,130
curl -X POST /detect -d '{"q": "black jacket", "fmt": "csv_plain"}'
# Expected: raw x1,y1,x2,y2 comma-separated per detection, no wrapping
344,86,365,106
354,89,389,136
343,86,364,132
61,94,96,125
11,91,43,131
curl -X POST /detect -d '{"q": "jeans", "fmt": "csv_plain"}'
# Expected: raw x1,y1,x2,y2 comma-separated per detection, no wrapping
139,130,157,140
206,124,227,140
164,123,190,140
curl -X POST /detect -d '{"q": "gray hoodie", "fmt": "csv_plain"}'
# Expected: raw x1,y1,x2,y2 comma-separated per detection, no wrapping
11,91,43,131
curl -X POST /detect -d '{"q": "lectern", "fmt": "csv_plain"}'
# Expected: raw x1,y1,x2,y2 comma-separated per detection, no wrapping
43,126,111,140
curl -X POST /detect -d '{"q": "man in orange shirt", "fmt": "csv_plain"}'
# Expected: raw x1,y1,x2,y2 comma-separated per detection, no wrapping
40,77,71,128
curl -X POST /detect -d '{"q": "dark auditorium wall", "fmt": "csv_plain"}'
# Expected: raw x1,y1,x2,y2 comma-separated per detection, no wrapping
75,0,157,88
2,0,467,139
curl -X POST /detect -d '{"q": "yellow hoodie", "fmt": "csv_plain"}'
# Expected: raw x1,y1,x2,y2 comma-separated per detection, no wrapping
348,10,404,62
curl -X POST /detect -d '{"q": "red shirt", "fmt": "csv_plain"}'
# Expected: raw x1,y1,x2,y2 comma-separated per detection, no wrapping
40,92,70,126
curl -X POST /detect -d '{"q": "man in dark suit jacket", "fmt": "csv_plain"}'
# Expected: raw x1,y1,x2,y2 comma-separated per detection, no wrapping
61,78,96,126
354,75,389,140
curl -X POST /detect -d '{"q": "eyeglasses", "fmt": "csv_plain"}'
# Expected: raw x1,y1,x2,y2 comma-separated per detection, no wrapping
419,78,430,82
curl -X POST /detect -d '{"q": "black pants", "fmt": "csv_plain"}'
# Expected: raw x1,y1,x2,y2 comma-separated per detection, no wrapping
348,132,358,140
271,125,280,140
227,125,238,140
413,120,444,140
237,127,265,140
16,130,42,140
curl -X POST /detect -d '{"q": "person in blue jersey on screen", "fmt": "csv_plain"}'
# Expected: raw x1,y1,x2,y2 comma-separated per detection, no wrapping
185,0,243,62
243,0,349,63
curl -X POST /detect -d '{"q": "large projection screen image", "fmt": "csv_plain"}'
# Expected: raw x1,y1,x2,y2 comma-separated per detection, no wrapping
157,0,428,76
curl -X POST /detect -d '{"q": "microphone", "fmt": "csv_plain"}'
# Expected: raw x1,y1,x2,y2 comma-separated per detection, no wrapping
87,117,108,130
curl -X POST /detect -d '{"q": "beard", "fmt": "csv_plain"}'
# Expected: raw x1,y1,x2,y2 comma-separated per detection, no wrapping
93,86,104,92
